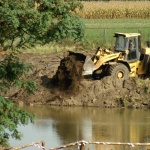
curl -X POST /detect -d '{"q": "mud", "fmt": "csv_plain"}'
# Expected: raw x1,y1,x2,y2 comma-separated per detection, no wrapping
51,51,85,92
2,52,150,109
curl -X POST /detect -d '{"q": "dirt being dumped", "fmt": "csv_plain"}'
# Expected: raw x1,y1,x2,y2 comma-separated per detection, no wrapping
3,52,150,109
51,51,86,93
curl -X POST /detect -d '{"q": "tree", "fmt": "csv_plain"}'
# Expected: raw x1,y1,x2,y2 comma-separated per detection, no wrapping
0,0,84,50
0,53,37,148
0,96,34,148
0,0,84,148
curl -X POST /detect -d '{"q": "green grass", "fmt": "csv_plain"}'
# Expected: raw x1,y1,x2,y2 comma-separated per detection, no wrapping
21,18,150,53
83,18,150,48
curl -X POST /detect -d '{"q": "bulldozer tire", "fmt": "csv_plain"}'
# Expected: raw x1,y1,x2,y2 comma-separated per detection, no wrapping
107,63,129,80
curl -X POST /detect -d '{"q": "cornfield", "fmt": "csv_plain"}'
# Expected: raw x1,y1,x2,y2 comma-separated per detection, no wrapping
76,1,150,18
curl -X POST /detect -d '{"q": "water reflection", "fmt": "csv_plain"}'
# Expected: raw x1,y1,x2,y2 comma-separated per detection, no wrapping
10,106,150,150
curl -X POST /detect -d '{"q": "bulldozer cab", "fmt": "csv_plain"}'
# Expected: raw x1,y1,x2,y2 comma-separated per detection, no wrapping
114,33,141,62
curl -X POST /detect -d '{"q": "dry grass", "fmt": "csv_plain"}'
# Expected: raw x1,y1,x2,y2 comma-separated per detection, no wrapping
77,1,150,18
21,40,85,54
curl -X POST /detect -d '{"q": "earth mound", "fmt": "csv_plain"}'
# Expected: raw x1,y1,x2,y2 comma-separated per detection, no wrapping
51,51,85,93
2,52,150,108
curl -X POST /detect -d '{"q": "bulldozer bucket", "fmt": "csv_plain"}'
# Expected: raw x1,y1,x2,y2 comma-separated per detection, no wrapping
67,51,94,76
82,56,94,76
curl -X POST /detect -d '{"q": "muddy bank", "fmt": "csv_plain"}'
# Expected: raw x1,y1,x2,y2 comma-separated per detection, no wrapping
3,53,150,109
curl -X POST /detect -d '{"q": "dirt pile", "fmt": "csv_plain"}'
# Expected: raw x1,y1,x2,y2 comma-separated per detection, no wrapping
51,51,85,93
2,52,150,108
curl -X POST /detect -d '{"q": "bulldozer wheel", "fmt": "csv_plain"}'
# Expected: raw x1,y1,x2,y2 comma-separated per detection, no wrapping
107,63,129,80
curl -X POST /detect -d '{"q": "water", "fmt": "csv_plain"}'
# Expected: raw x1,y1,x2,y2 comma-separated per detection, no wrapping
9,105,150,150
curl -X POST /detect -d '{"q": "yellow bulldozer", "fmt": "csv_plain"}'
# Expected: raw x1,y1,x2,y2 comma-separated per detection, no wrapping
82,32,150,80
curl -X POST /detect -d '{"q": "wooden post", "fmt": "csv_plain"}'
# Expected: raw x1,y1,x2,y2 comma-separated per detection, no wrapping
42,141,46,150
104,29,106,43
80,143,84,150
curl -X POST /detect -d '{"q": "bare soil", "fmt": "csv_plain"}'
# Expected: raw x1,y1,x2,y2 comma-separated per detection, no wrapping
5,52,150,109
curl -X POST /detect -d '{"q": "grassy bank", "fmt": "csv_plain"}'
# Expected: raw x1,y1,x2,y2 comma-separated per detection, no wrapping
22,40,85,54
22,18,150,53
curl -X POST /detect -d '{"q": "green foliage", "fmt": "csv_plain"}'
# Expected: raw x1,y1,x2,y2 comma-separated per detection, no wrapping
79,0,149,2
21,80,38,94
0,96,35,147
0,0,84,148
0,53,37,148
0,0,84,50
0,53,38,94
0,54,30,81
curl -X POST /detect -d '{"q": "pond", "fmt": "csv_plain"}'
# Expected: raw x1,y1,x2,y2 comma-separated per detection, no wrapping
9,105,150,150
